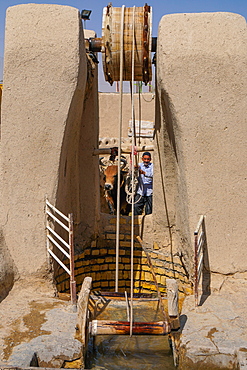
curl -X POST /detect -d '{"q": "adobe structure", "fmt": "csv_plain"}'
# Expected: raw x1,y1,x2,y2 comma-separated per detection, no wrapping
0,4,246,369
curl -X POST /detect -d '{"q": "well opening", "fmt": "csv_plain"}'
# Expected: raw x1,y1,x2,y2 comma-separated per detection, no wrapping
54,212,192,296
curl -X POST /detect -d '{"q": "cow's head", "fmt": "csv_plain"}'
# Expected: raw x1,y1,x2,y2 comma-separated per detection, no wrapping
99,156,130,215
104,165,118,191
99,156,127,191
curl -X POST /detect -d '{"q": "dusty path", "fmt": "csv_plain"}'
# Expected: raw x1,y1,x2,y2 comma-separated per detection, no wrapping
180,278,247,369
0,277,81,368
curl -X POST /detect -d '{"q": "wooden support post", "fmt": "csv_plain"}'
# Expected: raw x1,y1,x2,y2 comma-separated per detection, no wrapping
125,291,130,321
167,278,180,367
167,278,179,317
75,277,92,368
90,320,171,336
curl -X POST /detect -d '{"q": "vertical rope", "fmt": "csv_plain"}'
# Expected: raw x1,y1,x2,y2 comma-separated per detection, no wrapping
139,82,143,148
115,5,125,292
130,5,136,337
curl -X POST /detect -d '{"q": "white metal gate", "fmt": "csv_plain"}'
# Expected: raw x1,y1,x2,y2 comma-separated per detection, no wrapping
45,199,76,307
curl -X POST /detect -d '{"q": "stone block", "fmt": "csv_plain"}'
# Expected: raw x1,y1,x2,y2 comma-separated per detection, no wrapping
120,241,131,248
142,265,150,272
121,257,131,264
95,272,101,281
105,257,114,263
92,249,100,256
160,276,167,286
153,242,159,250
109,217,127,224
144,271,152,281
76,267,84,276
93,281,101,288
133,216,143,225
101,264,109,270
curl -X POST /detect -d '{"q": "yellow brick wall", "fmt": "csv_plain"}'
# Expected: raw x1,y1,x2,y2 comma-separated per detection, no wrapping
55,215,193,296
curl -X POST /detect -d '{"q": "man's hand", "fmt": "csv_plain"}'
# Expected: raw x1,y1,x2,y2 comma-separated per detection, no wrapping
134,165,146,175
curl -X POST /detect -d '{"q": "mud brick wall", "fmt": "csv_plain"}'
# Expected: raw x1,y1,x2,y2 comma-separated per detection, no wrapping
55,215,192,296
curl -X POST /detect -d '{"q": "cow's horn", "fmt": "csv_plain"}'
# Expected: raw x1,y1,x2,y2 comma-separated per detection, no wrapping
120,156,127,169
99,157,107,168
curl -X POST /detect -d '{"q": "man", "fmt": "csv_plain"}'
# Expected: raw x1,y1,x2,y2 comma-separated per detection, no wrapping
134,152,153,215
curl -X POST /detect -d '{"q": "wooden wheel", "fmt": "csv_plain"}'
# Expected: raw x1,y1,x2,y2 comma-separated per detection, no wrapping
102,3,152,85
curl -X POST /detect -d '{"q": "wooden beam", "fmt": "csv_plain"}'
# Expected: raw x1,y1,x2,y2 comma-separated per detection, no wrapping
0,368,79,370
93,291,155,299
90,320,171,335
93,145,154,156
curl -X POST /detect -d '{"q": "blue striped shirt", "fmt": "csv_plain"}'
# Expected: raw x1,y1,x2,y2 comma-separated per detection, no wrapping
137,162,153,196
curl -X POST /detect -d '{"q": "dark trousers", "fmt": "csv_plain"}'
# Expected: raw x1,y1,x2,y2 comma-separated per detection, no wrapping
134,194,153,215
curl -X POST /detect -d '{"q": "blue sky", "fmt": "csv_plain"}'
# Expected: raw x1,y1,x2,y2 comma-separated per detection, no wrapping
0,0,246,90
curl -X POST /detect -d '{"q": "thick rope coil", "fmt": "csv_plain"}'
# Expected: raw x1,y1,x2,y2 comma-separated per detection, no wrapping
125,169,141,204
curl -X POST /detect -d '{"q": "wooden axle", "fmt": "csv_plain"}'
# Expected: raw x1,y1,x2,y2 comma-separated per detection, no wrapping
93,146,154,156
88,37,157,53
90,320,172,336
93,291,156,299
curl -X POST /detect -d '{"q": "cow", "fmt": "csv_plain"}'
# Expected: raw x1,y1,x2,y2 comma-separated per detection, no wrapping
100,157,131,215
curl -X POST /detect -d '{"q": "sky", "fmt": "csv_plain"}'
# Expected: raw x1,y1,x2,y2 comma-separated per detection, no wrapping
0,0,246,90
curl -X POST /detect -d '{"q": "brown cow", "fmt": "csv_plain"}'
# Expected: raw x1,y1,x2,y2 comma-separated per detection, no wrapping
100,158,130,215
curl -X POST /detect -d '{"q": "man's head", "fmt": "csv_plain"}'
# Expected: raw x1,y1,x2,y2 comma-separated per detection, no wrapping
142,152,151,166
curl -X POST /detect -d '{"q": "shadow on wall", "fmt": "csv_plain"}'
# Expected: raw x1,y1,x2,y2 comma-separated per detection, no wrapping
0,231,16,302
46,46,100,278
154,83,193,277
0,83,2,127
159,87,178,160
154,86,178,270
198,218,211,306
54,53,99,268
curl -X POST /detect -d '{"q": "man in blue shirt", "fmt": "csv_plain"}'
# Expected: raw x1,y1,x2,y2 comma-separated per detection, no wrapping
134,152,153,215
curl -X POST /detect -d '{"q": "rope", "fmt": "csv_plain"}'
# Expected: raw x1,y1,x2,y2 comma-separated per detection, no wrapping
138,86,141,146
130,5,136,337
142,92,155,102
115,4,125,293
125,170,140,205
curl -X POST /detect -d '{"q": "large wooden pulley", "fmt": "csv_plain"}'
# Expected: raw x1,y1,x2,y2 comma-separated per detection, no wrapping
102,3,152,85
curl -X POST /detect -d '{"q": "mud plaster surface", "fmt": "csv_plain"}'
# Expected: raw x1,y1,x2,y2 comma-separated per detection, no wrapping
0,277,81,367
180,278,247,369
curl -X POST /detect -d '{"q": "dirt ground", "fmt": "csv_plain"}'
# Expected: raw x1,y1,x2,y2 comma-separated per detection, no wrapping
0,276,81,368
